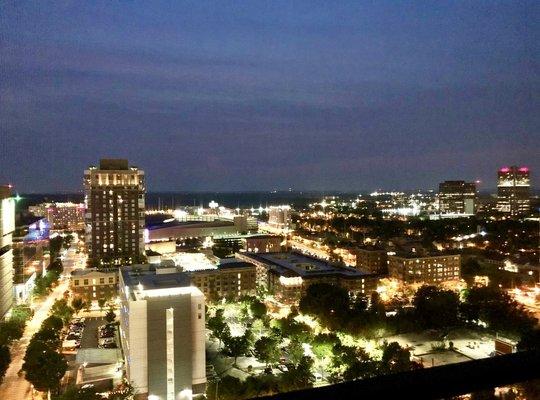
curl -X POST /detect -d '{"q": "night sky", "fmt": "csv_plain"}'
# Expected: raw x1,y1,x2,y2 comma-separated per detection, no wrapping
1,1,539,192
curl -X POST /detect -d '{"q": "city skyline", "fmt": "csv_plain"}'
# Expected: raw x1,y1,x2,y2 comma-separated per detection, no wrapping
2,2,539,192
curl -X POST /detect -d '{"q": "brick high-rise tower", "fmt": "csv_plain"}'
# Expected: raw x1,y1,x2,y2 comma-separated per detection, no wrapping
84,159,145,266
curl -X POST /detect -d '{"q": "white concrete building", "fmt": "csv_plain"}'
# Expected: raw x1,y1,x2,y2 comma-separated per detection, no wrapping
0,186,15,318
119,264,206,400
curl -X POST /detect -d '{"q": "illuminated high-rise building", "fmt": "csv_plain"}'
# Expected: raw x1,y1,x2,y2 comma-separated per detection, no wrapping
84,159,145,266
497,166,531,216
0,186,15,318
438,181,476,215
45,202,85,230
268,205,291,229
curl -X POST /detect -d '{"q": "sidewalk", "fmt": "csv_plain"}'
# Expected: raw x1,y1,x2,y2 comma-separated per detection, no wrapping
0,278,70,399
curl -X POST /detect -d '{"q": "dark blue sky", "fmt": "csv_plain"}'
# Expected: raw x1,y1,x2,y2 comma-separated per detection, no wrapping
1,1,539,192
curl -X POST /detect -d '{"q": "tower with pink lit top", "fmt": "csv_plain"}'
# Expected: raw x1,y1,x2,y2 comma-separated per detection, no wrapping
497,166,531,216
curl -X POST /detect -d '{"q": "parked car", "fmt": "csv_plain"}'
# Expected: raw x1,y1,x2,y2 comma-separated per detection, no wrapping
62,339,80,351
66,333,80,340
99,337,116,346
99,331,115,339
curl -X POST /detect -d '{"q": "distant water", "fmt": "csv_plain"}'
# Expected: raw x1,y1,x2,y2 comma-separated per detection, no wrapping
18,191,357,210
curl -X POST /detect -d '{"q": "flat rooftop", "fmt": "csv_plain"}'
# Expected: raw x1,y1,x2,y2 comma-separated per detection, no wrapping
121,264,193,301
147,219,234,230
244,251,373,278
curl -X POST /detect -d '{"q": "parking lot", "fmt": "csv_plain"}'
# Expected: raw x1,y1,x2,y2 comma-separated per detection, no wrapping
80,317,106,349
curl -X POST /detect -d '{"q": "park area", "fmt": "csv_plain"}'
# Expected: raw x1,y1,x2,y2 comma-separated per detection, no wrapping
204,281,538,400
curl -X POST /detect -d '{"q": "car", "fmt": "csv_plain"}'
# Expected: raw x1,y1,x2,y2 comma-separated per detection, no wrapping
100,342,117,349
98,324,115,333
99,331,115,339
99,337,116,345
70,324,83,331
66,333,80,340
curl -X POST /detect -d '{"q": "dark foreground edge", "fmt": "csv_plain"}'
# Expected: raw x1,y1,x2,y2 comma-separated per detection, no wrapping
254,350,540,400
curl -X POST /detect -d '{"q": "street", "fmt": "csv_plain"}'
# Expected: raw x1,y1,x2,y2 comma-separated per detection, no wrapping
0,244,84,399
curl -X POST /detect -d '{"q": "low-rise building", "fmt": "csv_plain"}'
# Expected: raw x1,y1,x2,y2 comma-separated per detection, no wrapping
70,268,119,302
237,251,379,304
119,264,206,400
387,253,461,284
354,247,388,274
244,234,282,253
189,261,256,301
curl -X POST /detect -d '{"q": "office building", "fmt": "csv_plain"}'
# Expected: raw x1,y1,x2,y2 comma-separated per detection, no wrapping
268,205,292,229
84,159,145,266
0,186,15,318
237,251,379,304
497,166,531,216
438,181,476,215
119,264,205,400
387,253,461,284
70,268,119,303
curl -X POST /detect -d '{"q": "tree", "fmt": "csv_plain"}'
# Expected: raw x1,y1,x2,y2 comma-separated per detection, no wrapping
287,339,305,366
413,285,459,330
11,304,32,324
50,299,73,326
105,309,117,323
98,298,107,312
242,374,278,398
274,316,312,342
369,292,385,317
32,276,51,297
48,236,64,259
250,299,267,319
299,283,350,325
23,340,67,393
0,319,25,346
279,356,314,392
208,309,229,348
517,328,540,351
461,286,537,336
379,341,420,374
207,375,243,400
222,331,251,366
352,296,368,313
312,333,340,360
462,258,481,276
32,328,61,349
71,297,86,315
254,336,280,367
0,345,10,383
42,316,63,333
47,259,64,275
